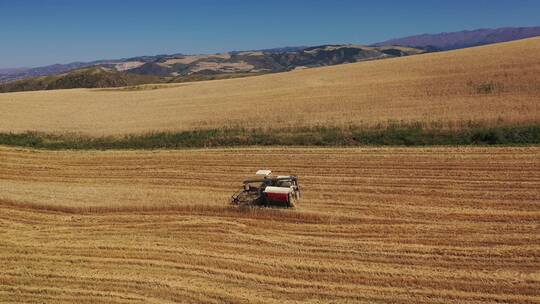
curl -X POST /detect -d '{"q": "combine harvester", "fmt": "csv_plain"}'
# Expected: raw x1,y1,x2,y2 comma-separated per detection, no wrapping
231,170,301,208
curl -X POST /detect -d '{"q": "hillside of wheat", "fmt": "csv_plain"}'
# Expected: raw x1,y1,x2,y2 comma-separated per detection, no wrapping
0,38,539,136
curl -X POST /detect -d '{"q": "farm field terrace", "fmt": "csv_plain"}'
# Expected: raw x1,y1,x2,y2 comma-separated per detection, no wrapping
1,146,539,303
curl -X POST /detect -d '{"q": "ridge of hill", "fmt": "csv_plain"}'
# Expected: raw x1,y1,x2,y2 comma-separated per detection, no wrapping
0,67,162,93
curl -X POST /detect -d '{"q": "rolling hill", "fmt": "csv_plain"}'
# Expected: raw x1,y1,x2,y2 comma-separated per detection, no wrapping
0,45,424,92
0,37,538,138
127,44,423,78
0,61,115,84
0,45,423,87
0,67,162,93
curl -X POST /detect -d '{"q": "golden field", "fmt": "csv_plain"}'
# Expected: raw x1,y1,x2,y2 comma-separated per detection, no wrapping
1,38,539,303
1,146,539,303
0,38,539,136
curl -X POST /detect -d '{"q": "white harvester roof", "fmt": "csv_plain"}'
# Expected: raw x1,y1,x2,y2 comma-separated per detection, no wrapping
256,170,272,176
264,186,293,194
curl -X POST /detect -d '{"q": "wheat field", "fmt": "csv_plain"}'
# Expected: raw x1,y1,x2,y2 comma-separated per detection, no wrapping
0,38,539,136
1,146,539,303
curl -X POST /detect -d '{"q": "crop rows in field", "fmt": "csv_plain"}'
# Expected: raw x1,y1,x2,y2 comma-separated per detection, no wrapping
1,147,539,303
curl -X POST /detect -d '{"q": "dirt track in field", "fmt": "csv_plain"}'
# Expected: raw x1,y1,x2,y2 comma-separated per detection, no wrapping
1,146,539,303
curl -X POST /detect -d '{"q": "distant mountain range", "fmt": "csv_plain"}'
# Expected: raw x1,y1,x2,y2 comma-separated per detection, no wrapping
0,45,423,92
0,68,30,75
1,26,539,92
373,26,540,51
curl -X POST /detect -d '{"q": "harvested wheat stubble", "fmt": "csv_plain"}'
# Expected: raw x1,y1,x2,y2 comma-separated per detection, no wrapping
1,146,539,303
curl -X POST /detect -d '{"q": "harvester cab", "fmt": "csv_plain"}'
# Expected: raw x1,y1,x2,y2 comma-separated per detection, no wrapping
231,170,301,208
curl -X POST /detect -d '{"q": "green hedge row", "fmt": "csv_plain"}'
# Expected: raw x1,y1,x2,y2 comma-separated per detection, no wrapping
1,124,539,150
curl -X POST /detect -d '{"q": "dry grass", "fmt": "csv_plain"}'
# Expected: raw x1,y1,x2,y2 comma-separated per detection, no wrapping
1,146,539,303
0,38,539,136
191,61,255,73
113,61,145,71
164,54,232,65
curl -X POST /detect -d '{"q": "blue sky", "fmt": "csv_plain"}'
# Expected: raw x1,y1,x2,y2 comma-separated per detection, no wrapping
1,0,539,68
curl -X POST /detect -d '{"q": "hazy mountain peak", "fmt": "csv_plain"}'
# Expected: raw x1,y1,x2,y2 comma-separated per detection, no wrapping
374,26,540,50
